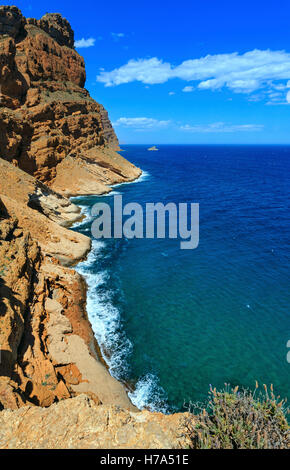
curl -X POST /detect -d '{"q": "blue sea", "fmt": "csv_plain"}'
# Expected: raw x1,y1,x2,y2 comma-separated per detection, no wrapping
72,145,290,412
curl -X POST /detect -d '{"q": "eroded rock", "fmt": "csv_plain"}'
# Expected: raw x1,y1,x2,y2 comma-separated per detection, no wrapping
0,6,141,189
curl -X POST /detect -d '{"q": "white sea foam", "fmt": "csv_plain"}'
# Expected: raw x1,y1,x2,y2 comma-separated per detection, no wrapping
112,170,150,188
128,373,169,413
103,190,122,197
76,240,132,378
72,204,94,228
71,169,169,411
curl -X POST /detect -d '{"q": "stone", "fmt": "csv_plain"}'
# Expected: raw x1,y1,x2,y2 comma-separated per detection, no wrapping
0,6,25,39
0,395,193,449
0,6,141,189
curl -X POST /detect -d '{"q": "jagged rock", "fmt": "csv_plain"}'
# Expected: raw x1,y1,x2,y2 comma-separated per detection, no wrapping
0,158,82,227
1,194,91,266
0,197,134,409
0,6,25,39
99,104,120,151
0,6,141,189
38,13,74,48
0,201,40,408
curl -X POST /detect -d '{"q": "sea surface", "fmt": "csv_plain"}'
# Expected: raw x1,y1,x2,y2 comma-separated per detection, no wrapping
72,145,290,412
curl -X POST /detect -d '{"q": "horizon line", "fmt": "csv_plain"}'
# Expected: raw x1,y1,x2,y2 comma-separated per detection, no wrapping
119,143,290,146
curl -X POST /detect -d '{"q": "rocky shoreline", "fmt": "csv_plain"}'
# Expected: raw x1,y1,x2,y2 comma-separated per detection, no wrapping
0,6,193,448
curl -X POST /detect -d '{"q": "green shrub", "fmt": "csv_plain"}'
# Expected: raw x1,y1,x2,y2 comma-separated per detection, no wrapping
186,383,289,449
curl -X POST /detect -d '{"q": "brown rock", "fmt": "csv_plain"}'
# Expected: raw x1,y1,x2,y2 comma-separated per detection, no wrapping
0,379,26,410
0,6,25,39
0,7,141,190
1,194,91,266
38,13,74,48
0,394,193,449
0,196,134,410
0,158,82,227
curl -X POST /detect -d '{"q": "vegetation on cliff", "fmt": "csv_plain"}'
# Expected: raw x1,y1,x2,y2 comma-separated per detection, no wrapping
186,384,289,449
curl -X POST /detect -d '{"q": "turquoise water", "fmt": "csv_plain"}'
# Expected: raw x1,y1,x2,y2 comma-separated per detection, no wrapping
73,145,290,412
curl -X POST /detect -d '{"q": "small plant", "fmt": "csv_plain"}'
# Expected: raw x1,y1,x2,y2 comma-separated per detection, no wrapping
185,383,289,449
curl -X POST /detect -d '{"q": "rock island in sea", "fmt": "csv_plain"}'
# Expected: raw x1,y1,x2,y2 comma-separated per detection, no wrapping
148,145,159,151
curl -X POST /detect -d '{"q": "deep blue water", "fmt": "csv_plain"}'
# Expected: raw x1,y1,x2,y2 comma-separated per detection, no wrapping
73,145,290,412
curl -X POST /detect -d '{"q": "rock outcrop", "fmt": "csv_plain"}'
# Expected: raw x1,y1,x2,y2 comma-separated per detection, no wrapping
37,13,74,48
0,6,141,412
0,6,190,451
0,158,82,227
0,394,192,449
0,196,134,411
0,6,141,189
0,5,25,39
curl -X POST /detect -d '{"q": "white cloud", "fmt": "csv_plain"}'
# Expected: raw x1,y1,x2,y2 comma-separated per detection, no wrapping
111,32,125,41
113,118,263,133
113,117,171,130
180,122,264,133
169,91,175,95
271,82,288,91
96,49,290,101
182,86,194,92
99,58,172,86
75,37,96,48
287,91,290,103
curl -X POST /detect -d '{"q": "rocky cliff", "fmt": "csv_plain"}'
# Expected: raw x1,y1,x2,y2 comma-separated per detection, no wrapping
1,6,288,451
0,394,192,449
0,193,135,409
0,4,141,408
0,6,140,191
0,6,193,450
0,194,194,448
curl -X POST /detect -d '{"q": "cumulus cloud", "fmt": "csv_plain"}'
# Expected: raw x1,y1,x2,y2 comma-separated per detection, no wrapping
99,58,172,86
180,122,264,133
182,86,194,92
75,37,96,48
96,49,290,101
113,117,171,130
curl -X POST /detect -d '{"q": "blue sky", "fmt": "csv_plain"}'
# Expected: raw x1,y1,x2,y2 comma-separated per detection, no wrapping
7,0,290,143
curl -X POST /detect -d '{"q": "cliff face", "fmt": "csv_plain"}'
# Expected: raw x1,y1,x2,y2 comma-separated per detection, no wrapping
0,7,192,450
0,6,139,191
0,196,193,448
0,196,132,410
0,7,142,414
